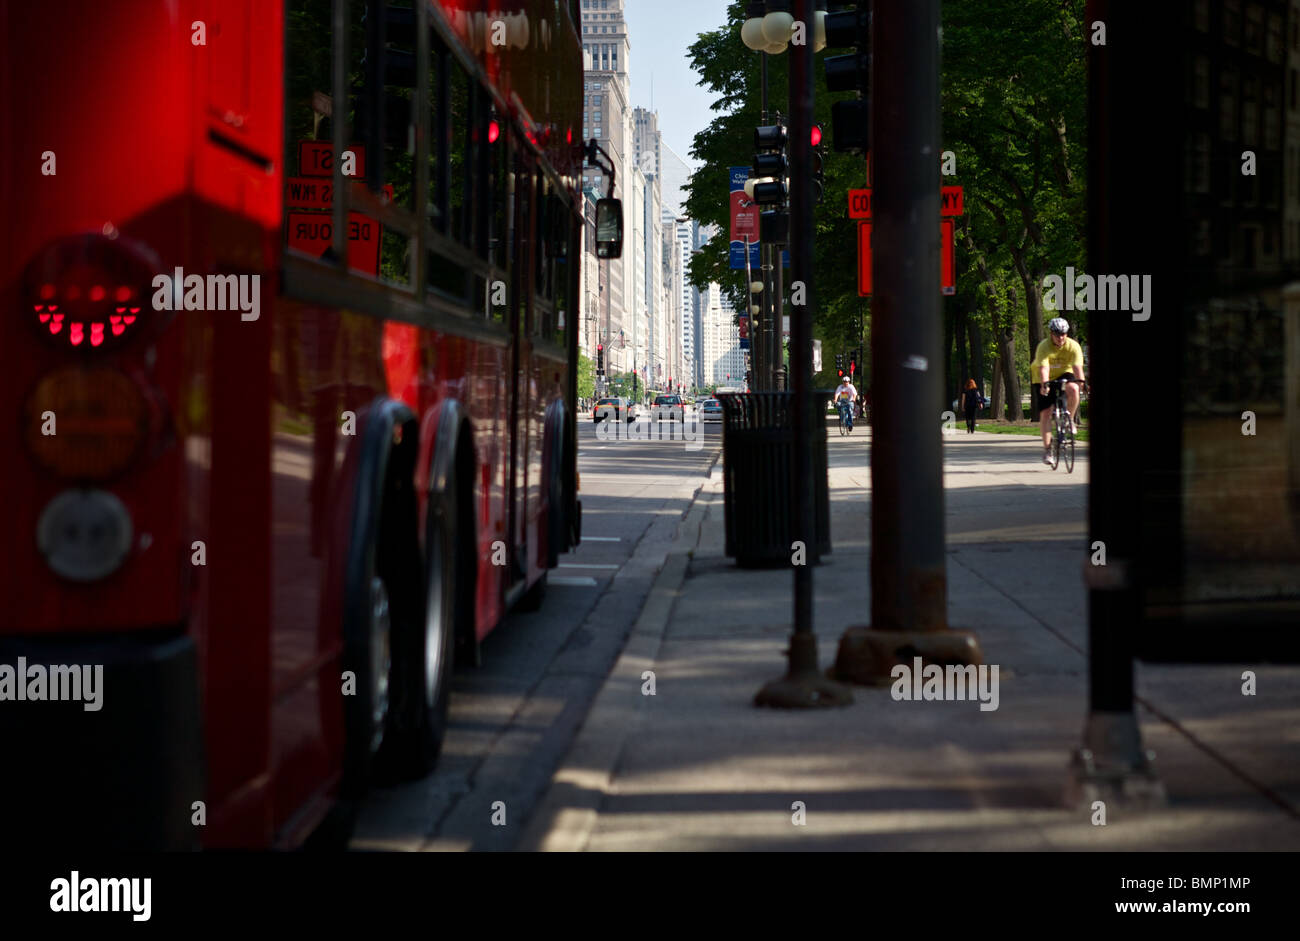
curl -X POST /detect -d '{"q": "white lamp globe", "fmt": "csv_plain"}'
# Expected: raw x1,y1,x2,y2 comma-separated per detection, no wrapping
813,11,827,51
750,304,761,315
761,11,794,46
750,281,764,293
741,17,767,51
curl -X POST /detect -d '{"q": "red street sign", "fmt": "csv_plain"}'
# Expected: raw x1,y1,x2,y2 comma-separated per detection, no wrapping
941,218,956,294
286,177,393,209
858,219,956,297
848,189,872,220
285,177,334,210
298,141,368,178
286,211,381,275
848,185,963,220
858,222,872,296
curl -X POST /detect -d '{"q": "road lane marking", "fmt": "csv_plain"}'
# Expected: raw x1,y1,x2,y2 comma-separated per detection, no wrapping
558,563,620,569
580,536,622,542
550,576,599,587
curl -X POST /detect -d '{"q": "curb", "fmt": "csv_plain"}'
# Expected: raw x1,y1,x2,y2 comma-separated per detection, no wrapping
516,478,713,852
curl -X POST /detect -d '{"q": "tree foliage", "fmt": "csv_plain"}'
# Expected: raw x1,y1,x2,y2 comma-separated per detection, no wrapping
682,0,1087,412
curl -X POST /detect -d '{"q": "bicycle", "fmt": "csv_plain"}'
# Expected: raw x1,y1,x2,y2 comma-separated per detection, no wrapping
837,399,854,436
1044,378,1076,473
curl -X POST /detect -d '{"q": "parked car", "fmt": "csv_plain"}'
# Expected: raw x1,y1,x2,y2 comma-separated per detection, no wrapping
651,394,686,421
699,398,723,422
593,396,639,423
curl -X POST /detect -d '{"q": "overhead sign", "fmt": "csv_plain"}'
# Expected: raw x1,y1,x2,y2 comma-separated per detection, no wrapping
286,211,381,275
298,141,368,178
858,220,956,297
729,166,761,270
848,186,964,220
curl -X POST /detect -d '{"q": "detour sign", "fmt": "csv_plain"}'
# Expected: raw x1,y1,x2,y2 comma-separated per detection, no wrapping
287,211,381,275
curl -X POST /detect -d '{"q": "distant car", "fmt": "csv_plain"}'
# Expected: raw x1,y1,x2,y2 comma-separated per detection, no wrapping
593,397,639,423
651,394,686,421
699,398,722,422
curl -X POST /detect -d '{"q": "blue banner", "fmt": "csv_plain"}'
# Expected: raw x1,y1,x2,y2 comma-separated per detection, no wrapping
729,166,761,270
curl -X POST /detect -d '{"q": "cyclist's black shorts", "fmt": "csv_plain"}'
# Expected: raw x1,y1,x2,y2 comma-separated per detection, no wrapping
1034,373,1077,415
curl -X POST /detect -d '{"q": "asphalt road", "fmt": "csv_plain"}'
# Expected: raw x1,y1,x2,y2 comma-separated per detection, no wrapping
351,412,722,850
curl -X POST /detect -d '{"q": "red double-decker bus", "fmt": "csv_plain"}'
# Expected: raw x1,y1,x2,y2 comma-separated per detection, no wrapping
0,0,618,849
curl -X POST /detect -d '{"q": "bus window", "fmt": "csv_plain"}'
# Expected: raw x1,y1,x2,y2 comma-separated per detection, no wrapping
449,58,471,246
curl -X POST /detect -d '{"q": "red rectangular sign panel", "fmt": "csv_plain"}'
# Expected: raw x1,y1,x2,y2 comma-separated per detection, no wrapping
858,220,955,297
849,185,963,220
858,222,872,296
297,141,368,178
286,211,381,275
285,177,334,210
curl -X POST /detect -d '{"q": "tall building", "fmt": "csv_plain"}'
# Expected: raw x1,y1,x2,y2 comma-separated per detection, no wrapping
674,218,695,388
700,281,744,387
581,0,632,373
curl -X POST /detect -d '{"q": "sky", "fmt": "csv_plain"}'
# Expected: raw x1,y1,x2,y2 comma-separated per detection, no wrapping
622,0,734,170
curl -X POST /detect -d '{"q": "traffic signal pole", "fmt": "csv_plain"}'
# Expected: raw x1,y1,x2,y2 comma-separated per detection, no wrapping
755,0,852,709
832,0,984,680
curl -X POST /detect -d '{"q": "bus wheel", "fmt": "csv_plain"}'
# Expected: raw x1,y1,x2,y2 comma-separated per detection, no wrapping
341,562,393,797
379,473,458,779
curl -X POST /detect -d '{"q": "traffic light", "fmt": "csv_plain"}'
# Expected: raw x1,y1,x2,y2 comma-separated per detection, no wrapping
835,352,844,373
750,121,790,244
848,352,857,376
823,2,871,154
596,343,604,375
811,124,825,203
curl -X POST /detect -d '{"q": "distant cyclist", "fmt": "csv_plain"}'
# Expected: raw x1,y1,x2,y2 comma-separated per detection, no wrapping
835,376,858,431
1030,317,1086,465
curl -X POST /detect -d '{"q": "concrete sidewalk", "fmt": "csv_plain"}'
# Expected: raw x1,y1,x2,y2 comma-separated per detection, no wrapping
520,426,1300,851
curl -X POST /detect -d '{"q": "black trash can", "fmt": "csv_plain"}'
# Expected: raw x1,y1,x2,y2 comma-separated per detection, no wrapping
715,391,832,568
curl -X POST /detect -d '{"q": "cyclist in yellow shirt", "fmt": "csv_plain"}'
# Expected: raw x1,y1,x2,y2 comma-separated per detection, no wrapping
1030,317,1086,465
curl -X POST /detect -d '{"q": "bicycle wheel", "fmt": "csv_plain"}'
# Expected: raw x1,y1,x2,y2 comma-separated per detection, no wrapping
1050,407,1063,470
838,411,848,436
1063,415,1075,473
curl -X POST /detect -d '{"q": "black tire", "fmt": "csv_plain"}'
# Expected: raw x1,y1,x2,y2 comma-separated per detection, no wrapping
1063,423,1075,474
376,472,458,780
1050,408,1063,471
340,551,393,799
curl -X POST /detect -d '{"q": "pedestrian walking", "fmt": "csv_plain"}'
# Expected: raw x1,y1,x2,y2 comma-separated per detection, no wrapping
961,379,984,434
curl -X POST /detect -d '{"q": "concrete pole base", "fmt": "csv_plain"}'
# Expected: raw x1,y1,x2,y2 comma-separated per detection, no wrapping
1064,711,1167,810
755,632,854,708
828,627,984,686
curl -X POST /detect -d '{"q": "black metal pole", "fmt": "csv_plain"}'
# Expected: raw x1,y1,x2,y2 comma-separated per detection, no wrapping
754,0,851,708
870,0,946,633
757,50,769,391
790,1,813,638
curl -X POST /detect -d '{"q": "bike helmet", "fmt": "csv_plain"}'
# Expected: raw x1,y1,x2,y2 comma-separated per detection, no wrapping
1048,317,1070,335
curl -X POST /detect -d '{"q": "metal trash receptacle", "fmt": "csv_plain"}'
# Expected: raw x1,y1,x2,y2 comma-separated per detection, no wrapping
715,391,832,568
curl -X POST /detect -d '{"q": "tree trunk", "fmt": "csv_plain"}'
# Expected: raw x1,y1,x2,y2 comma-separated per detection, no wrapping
997,325,1020,422
956,303,969,401
991,355,1004,420
967,317,983,392
1014,251,1044,354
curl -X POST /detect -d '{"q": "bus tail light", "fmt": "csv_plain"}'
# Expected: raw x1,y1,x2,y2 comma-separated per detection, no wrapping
23,366,150,480
24,233,161,350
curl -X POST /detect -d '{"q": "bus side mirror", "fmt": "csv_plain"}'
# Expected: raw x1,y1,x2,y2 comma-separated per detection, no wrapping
596,198,623,259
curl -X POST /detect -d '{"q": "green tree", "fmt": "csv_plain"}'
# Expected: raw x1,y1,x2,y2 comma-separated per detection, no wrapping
682,0,1086,417
577,352,595,401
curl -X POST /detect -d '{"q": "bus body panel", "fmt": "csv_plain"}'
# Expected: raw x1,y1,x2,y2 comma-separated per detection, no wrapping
1,0,580,848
